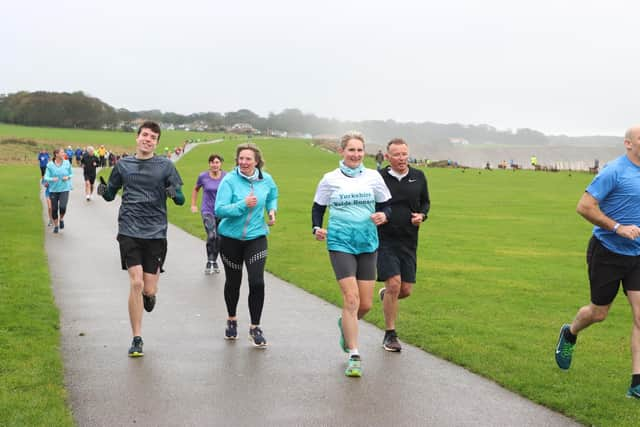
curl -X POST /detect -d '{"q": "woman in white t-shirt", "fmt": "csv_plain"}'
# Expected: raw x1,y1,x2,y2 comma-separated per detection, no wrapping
312,131,391,377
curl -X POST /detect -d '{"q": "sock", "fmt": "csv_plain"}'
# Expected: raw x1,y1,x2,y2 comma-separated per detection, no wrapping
632,374,640,388
563,327,577,344
385,329,396,336
349,349,360,358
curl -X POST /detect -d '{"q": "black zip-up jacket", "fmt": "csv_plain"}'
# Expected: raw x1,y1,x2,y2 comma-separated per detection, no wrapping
377,166,430,248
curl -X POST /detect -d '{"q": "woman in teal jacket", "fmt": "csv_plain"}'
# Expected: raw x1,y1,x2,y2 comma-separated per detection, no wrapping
215,143,278,347
44,147,73,234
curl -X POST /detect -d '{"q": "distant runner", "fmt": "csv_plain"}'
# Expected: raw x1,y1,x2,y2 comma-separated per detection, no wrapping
44,147,73,234
191,154,226,274
555,125,640,399
80,146,100,201
98,121,185,357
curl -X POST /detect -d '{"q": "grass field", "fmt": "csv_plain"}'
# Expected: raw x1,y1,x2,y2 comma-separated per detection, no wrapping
0,123,225,164
0,165,74,427
3,125,639,425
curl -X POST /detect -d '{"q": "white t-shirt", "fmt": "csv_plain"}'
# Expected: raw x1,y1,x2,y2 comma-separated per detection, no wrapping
314,168,391,254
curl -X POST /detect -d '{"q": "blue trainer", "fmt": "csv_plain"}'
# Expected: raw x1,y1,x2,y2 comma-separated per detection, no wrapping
626,384,640,399
555,324,575,370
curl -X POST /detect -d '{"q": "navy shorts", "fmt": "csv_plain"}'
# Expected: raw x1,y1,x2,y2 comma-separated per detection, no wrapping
377,243,417,283
587,236,640,305
117,234,167,274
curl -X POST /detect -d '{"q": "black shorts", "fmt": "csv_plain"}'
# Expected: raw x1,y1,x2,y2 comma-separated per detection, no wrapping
377,242,417,283
329,251,377,281
587,236,640,305
117,234,167,274
84,172,96,184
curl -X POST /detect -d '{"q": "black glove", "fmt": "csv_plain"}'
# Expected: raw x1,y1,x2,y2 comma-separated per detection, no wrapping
165,185,177,199
97,176,107,196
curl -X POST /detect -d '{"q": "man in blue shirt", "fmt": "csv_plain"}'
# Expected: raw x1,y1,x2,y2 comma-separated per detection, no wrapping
38,149,50,177
555,126,640,399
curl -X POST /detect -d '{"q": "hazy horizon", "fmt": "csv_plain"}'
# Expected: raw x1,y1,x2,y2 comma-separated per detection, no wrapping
4,1,640,137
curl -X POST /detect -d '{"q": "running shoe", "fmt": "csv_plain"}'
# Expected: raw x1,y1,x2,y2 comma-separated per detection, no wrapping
337,317,348,353
383,331,402,352
249,326,267,348
225,320,238,340
48,220,53,227
142,293,156,312
379,287,386,302
212,261,220,274
627,384,640,399
53,226,59,234
555,324,575,370
205,261,215,275
128,336,144,357
345,355,362,377
59,220,65,230
86,195,90,201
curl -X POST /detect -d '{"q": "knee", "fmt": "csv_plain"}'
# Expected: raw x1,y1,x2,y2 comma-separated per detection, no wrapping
588,306,609,323
130,278,144,293
343,293,360,313
358,301,372,318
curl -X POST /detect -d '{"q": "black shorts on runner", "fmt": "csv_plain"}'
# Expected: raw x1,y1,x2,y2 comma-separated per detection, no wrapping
587,236,640,306
84,172,96,184
117,234,167,274
329,251,377,281
377,243,417,283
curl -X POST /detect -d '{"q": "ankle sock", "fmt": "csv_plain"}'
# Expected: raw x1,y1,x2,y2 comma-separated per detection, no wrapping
563,327,577,344
631,374,640,388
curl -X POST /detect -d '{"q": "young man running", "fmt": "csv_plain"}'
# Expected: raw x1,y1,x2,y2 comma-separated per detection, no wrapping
377,138,430,352
98,121,185,357
555,126,640,399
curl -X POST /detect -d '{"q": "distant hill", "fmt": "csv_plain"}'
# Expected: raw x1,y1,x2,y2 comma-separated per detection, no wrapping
0,90,623,168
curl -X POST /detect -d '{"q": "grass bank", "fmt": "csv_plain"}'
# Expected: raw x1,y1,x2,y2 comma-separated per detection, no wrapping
0,165,73,426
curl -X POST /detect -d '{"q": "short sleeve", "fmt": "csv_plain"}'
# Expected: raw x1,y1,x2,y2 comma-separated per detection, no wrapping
372,173,391,203
586,167,617,202
313,175,332,205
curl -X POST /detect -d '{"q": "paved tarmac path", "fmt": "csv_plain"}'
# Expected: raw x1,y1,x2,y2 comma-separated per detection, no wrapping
44,170,580,427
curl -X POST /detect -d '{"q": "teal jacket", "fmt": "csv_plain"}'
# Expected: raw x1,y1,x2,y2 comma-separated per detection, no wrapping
215,168,278,240
44,160,73,193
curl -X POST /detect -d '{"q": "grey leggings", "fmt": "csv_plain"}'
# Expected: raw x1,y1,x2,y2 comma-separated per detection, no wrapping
202,213,220,261
49,191,69,220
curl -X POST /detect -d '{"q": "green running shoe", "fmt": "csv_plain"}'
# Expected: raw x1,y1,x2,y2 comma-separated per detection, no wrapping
128,336,144,357
338,317,348,353
345,355,362,377
555,324,575,370
626,384,640,399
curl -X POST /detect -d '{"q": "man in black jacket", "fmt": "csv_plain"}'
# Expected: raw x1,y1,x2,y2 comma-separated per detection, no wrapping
377,138,430,352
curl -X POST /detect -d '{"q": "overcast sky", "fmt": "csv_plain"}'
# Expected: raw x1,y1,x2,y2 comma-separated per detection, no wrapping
3,0,638,136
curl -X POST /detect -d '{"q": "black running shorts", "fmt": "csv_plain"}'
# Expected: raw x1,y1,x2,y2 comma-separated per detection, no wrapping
587,236,640,305
329,251,377,281
117,234,167,274
376,242,417,283
84,172,96,184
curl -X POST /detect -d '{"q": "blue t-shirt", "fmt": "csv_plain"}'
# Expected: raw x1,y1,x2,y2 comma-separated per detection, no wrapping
313,168,391,254
196,170,226,216
38,152,50,167
587,154,640,255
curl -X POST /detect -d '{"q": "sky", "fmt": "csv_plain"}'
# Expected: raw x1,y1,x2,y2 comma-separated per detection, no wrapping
3,0,638,136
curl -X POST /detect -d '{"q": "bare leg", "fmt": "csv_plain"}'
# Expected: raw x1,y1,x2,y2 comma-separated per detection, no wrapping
627,291,640,374
127,266,145,337
339,277,359,350
570,302,611,335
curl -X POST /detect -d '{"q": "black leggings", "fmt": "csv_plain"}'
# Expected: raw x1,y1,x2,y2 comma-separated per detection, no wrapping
50,191,69,220
202,214,220,261
220,235,267,325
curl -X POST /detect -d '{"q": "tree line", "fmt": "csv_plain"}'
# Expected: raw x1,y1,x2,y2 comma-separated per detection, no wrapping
0,91,615,146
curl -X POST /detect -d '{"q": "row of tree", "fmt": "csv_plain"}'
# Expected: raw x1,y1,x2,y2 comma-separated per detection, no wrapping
0,91,614,146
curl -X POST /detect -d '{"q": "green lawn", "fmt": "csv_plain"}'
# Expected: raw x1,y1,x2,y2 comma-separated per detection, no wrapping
4,126,639,425
170,138,637,426
0,165,74,427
